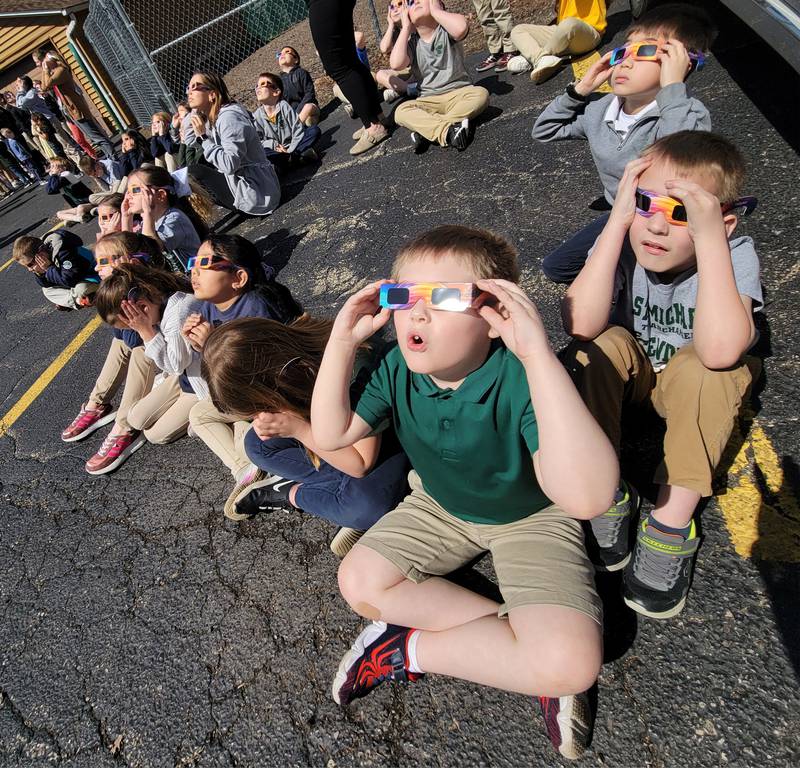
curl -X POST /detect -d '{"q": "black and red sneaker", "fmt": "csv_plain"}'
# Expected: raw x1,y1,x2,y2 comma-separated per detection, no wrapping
331,621,423,705
537,692,593,760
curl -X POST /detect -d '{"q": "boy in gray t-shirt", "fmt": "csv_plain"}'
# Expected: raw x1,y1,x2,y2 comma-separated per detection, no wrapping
561,132,762,621
390,0,489,152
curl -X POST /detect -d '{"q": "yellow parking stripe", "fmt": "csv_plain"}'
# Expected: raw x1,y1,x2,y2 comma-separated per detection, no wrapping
0,315,102,438
716,407,800,562
571,52,612,93
0,256,13,273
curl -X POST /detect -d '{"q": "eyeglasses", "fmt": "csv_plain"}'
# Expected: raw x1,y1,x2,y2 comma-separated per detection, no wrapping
185,83,212,94
186,254,238,271
609,41,705,70
379,282,484,312
99,213,117,222
96,251,151,268
635,188,758,226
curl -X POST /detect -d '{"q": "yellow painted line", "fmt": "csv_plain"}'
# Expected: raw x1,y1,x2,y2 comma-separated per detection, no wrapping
0,256,13,273
0,315,102,439
716,407,800,562
571,52,612,93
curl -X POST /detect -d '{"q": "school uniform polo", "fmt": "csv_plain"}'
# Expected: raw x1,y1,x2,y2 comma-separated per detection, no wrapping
354,340,551,524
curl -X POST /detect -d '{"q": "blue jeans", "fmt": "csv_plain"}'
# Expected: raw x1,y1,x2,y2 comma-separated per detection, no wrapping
542,214,610,284
244,431,410,530
264,126,321,170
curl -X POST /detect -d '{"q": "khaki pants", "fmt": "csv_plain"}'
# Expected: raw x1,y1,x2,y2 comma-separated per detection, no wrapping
561,326,758,497
472,0,515,54
42,281,97,310
88,337,130,408
510,17,600,65
189,399,252,477
394,86,489,146
127,375,198,444
155,153,178,172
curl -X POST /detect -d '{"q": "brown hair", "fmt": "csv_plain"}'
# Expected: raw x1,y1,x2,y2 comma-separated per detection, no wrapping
202,315,333,420
192,71,233,125
392,225,520,283
257,72,283,96
96,192,125,213
48,156,74,174
643,131,745,203
627,3,717,52
151,111,172,126
128,165,213,239
12,235,43,263
95,231,166,271
95,261,191,325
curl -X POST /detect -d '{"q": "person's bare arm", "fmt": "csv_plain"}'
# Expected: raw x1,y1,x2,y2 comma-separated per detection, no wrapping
430,0,469,41
390,7,413,70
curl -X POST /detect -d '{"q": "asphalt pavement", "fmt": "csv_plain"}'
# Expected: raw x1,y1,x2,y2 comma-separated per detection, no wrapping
1,2,799,766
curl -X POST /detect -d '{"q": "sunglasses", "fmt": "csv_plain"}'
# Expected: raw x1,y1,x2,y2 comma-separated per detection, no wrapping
609,41,705,70
96,251,152,269
379,282,485,312
99,213,117,222
185,83,212,94
186,254,238,271
635,188,758,226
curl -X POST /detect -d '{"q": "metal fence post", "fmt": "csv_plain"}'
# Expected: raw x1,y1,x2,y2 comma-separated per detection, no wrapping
366,0,383,45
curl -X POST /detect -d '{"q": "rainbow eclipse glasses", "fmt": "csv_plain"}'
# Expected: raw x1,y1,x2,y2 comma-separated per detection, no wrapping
186,254,237,271
635,188,758,226
609,41,705,70
379,282,483,313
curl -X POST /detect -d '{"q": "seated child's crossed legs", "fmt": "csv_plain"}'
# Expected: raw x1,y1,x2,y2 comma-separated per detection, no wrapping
338,472,602,697
394,86,489,147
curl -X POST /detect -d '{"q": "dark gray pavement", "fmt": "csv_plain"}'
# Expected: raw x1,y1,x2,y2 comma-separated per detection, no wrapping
1,2,799,765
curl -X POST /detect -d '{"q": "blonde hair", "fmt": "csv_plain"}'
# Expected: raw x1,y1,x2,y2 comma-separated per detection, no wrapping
152,111,172,126
12,235,42,263
391,225,520,283
95,231,166,271
48,156,74,174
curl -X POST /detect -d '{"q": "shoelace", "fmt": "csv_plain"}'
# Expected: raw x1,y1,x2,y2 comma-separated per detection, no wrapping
591,511,626,548
634,540,683,590
97,433,125,458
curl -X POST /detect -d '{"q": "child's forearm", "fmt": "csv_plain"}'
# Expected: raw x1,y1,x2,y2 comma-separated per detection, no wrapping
380,26,395,55
561,220,626,338
389,28,412,70
693,235,754,368
525,349,618,519
311,339,362,450
294,421,377,478
431,9,469,40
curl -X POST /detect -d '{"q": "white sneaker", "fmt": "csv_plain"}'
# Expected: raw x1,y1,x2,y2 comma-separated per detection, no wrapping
530,55,565,84
383,88,401,103
506,54,532,74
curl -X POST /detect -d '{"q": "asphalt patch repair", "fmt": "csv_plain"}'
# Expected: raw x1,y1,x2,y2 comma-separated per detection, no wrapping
0,3,799,766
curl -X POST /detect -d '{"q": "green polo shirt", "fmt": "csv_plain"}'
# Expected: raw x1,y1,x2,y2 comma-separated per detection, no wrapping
353,341,552,524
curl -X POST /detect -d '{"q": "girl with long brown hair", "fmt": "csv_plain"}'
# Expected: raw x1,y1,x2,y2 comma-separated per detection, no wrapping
185,70,280,215
201,316,409,556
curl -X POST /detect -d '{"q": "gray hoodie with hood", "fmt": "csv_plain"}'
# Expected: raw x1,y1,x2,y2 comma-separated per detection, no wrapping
201,102,280,215
532,82,711,203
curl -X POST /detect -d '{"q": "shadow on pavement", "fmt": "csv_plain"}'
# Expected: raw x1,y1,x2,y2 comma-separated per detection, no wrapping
0,218,47,250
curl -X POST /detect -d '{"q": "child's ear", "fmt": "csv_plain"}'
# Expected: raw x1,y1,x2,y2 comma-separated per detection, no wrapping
232,268,249,291
723,212,738,239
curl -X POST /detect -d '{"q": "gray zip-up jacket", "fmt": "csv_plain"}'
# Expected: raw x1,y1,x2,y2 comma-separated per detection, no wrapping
252,101,304,154
201,103,280,215
532,83,711,202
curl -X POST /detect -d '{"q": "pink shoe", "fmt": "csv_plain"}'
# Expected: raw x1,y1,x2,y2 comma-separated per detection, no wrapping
85,430,145,475
61,403,117,442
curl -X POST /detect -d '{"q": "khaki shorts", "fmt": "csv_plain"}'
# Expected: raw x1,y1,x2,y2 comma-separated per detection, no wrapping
359,472,602,623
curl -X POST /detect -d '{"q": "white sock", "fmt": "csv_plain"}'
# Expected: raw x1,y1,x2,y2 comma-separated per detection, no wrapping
405,629,423,674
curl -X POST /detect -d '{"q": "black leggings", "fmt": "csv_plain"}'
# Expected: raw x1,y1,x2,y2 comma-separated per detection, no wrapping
188,163,236,211
308,0,381,128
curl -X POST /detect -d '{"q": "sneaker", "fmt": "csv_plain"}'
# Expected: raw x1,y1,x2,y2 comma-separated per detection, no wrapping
383,88,401,103
223,465,265,520
410,132,430,154
76,295,94,308
531,54,565,84
586,482,639,572
494,52,517,72
349,126,389,156
623,517,700,619
331,621,422,705
537,692,593,760
61,402,117,442
330,527,365,558
445,118,470,151
85,430,146,475
227,476,295,520
475,54,498,72
300,147,319,163
506,54,533,74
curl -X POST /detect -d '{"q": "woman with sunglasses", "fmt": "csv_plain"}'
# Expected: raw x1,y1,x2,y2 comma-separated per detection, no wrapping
185,72,280,216
307,0,389,155
60,233,166,475
94,262,205,450
181,235,302,513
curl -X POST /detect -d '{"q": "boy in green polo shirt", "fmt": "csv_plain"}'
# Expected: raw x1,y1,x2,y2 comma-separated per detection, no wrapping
311,225,618,760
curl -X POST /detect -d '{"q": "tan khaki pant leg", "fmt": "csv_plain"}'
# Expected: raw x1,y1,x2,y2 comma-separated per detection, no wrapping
548,18,602,57
651,345,757,497
88,338,130,407
115,346,157,432
189,399,252,477
509,23,557,64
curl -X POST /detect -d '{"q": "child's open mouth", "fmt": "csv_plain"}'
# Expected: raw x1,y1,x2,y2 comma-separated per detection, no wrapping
407,332,427,352
642,239,668,256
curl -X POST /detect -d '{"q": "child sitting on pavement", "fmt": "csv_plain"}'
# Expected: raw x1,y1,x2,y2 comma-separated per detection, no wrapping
12,230,97,310
277,46,321,127
391,0,489,153
311,225,618,760
532,3,714,283
560,131,762,620
252,72,321,172
377,1,419,104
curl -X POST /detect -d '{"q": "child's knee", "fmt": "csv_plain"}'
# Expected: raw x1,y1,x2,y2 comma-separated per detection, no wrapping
337,548,374,607
531,630,602,695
